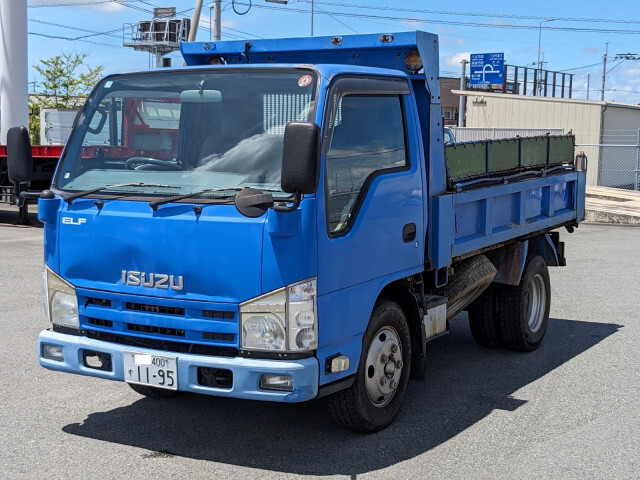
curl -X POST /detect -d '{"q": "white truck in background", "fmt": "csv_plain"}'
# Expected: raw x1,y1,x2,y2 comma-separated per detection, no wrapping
39,108,78,145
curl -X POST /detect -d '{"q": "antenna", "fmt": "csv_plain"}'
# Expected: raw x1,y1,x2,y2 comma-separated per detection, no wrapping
123,7,192,68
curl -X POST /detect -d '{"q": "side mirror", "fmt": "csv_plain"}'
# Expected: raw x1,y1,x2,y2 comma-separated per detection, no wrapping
7,126,33,185
281,122,320,194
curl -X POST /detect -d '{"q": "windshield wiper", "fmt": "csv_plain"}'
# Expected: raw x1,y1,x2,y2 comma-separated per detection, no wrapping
63,182,181,205
148,187,244,211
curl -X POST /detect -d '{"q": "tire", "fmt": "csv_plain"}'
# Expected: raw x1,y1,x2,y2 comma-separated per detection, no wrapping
467,284,503,348
497,255,551,351
128,383,181,398
328,300,411,433
18,204,30,225
440,254,497,320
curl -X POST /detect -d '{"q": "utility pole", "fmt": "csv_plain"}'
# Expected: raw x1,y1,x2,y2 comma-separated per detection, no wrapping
208,1,221,40
214,0,221,40
587,74,590,100
601,42,608,102
0,0,29,144
188,0,204,41
537,18,554,96
458,59,468,128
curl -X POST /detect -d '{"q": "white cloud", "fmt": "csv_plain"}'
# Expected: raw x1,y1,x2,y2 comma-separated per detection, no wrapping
28,0,127,13
606,62,640,105
444,52,470,68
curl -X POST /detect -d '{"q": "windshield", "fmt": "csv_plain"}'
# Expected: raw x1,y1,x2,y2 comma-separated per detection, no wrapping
55,68,318,199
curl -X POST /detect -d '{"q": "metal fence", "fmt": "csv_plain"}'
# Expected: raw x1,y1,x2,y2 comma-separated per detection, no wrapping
579,130,640,191
451,127,564,142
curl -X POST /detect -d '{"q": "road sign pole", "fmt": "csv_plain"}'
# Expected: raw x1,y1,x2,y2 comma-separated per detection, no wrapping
458,59,468,128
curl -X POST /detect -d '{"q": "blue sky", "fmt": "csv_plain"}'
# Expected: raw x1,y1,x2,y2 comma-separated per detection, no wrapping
23,0,640,104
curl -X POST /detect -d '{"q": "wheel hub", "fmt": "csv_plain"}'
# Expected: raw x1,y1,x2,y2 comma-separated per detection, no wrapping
364,326,403,407
527,273,547,332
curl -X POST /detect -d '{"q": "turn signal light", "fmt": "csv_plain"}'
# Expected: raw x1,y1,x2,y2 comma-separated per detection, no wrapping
405,49,423,74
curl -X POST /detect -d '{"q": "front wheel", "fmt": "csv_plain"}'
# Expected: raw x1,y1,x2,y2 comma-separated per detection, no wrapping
497,255,551,351
328,300,411,432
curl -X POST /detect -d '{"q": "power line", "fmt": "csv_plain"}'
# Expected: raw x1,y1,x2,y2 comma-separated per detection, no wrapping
312,1,640,25
558,62,603,72
29,31,122,48
606,60,626,75
254,4,640,35
609,88,640,94
28,0,148,8
301,0,358,34
29,19,122,39
111,0,153,14
29,1,114,7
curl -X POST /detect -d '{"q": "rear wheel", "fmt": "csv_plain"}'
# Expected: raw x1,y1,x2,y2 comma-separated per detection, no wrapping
128,383,181,398
328,300,411,432
497,255,551,351
467,285,503,348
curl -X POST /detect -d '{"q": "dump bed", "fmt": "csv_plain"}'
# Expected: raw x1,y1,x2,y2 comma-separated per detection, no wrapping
429,135,586,269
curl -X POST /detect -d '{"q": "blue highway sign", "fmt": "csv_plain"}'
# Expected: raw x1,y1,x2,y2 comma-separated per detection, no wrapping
470,53,504,86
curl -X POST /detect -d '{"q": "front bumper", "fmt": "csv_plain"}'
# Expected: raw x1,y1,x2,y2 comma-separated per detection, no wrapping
39,329,319,402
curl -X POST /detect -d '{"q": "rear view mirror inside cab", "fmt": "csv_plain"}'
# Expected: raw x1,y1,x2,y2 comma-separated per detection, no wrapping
180,90,222,103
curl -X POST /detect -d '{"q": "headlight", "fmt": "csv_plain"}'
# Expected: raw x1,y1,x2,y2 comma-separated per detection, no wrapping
242,314,285,351
240,278,317,353
45,267,79,328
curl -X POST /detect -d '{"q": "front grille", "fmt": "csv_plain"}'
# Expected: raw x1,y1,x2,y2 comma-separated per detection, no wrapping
79,290,239,352
86,297,111,307
86,330,238,357
126,302,185,316
197,367,233,388
203,332,235,342
88,318,113,328
203,310,235,320
127,323,185,337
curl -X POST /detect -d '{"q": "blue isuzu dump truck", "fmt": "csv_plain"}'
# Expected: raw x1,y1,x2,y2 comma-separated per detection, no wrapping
9,31,586,432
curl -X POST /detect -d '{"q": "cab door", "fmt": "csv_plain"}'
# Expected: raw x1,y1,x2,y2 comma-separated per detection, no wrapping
316,76,426,383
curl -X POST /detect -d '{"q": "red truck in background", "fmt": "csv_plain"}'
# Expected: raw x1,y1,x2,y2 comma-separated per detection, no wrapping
0,144,62,223
1,109,79,222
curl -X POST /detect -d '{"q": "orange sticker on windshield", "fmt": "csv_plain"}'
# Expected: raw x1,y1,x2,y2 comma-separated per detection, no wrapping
298,75,313,87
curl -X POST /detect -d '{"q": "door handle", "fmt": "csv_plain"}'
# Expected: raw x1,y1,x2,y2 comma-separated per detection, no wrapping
402,223,416,243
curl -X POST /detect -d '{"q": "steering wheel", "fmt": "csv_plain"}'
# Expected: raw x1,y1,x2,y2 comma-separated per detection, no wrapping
125,157,181,171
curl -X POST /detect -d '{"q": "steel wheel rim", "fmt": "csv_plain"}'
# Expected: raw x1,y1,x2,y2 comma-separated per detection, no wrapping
364,326,403,408
527,273,546,332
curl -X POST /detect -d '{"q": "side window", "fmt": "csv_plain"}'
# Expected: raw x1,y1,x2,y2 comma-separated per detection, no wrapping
326,94,407,235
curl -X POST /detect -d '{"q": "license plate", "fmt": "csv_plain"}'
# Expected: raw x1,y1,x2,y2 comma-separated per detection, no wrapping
123,351,178,390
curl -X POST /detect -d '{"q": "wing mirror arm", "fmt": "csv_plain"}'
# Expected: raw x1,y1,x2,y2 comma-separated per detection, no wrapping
273,190,301,213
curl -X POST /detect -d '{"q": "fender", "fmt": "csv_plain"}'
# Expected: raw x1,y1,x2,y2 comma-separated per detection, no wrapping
488,232,563,286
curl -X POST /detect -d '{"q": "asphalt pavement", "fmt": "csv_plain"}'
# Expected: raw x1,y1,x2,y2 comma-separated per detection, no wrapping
0,202,638,479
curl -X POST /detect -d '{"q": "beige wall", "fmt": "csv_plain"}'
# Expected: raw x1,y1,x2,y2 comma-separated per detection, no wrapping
603,105,640,144
456,91,604,185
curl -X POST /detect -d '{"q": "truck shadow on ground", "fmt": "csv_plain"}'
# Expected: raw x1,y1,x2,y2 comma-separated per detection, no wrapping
0,206,42,228
62,316,619,475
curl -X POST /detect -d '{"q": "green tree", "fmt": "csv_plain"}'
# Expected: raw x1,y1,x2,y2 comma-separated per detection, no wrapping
29,53,104,143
